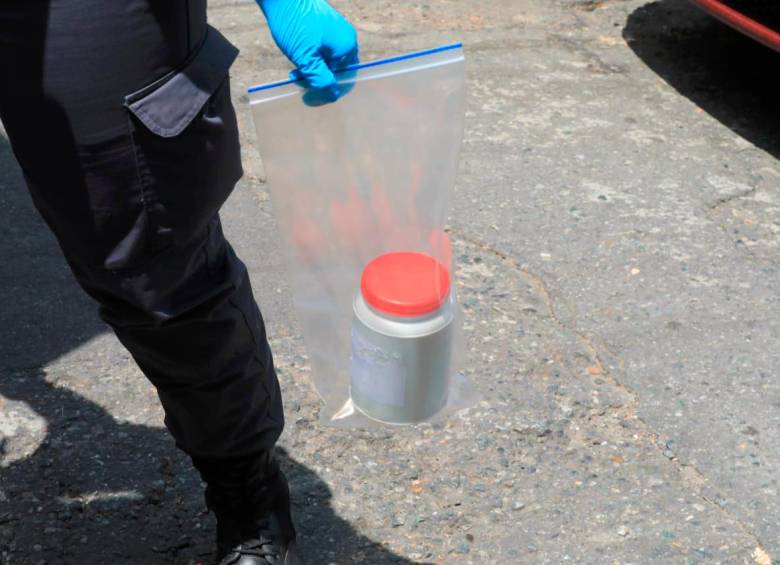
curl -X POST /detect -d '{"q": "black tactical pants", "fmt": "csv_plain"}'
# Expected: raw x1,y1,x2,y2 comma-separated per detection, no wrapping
0,0,284,458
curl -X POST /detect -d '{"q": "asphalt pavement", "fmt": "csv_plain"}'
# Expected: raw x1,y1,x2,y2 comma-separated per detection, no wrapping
1,1,778,563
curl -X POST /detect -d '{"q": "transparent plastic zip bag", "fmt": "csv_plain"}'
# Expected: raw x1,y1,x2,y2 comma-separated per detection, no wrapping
249,44,477,427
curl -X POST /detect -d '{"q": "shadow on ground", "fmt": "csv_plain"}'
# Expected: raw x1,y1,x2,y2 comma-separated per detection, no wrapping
624,0,780,159
0,131,415,563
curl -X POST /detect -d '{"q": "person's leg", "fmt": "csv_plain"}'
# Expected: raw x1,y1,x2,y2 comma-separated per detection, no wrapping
0,1,294,561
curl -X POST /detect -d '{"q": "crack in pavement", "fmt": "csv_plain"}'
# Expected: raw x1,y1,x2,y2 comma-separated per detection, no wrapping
550,33,630,75
449,227,773,556
703,185,780,269
706,186,758,213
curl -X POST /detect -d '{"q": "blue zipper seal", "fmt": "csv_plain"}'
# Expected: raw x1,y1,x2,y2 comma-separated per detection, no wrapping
247,42,463,94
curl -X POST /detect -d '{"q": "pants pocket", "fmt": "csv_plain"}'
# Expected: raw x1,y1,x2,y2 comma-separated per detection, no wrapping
123,26,244,265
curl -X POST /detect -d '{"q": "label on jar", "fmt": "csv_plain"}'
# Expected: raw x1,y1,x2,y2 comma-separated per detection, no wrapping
350,329,407,407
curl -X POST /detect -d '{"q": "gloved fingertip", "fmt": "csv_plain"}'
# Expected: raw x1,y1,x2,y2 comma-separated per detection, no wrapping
296,56,335,89
308,70,337,91
326,84,341,101
302,84,341,107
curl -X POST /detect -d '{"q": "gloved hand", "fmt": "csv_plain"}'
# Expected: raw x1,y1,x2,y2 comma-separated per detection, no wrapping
257,0,359,103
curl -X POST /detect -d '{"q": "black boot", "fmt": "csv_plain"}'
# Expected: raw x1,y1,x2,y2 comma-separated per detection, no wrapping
192,449,300,565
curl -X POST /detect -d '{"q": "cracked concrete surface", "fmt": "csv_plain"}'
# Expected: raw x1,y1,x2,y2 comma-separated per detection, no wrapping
453,228,773,560
1,0,778,563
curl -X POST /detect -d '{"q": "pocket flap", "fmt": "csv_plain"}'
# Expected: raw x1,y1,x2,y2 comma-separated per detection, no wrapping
125,26,239,138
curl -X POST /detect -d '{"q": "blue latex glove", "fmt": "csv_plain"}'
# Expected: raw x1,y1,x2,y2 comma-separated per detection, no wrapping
257,0,359,103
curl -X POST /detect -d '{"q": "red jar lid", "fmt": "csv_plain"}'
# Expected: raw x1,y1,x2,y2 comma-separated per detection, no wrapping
360,251,451,317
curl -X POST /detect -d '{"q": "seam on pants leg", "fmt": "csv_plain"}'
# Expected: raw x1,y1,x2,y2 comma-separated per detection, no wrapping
227,293,274,400
125,114,150,216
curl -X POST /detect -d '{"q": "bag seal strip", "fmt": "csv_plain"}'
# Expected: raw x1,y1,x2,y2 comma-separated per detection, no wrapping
247,42,463,94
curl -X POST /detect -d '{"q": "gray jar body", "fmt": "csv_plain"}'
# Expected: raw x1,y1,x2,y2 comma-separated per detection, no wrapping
350,293,455,424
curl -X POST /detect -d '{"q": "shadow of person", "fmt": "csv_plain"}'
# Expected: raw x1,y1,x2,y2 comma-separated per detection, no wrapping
623,0,780,159
0,115,420,565
0,374,420,565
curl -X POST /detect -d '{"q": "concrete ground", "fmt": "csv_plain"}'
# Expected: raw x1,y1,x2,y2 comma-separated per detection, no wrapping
1,0,778,563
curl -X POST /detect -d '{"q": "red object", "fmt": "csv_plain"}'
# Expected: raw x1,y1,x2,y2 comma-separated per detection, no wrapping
689,0,780,52
361,251,451,317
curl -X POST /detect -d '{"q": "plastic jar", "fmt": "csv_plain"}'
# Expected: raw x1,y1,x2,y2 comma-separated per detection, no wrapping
350,251,455,424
